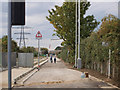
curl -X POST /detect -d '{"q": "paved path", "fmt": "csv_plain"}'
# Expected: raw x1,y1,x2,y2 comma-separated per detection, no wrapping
18,58,116,89
0,67,32,88
0,58,46,89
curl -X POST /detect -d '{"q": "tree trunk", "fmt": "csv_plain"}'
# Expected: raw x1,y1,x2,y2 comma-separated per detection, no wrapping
112,66,115,78
101,63,103,74
97,63,100,72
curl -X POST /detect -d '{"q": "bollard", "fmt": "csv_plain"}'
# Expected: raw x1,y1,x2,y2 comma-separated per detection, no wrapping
77,58,81,69
85,72,89,78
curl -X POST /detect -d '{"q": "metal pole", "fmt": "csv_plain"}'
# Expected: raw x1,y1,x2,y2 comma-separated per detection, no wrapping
19,26,22,48
77,0,81,69
75,0,78,68
23,26,26,47
8,0,12,89
39,39,41,59
38,39,40,66
108,49,111,78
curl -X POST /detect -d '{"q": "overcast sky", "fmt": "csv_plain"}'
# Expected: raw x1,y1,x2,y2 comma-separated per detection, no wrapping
0,0,119,50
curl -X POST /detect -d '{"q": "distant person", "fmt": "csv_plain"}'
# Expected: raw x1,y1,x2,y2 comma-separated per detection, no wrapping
50,54,53,63
54,55,56,63
46,54,48,59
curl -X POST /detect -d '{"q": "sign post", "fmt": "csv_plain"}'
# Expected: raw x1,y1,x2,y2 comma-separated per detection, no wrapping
8,0,12,89
9,0,25,88
36,31,42,67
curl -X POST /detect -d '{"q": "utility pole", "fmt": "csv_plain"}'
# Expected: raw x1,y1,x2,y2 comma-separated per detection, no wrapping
13,26,31,48
8,0,12,89
75,0,78,68
77,0,81,69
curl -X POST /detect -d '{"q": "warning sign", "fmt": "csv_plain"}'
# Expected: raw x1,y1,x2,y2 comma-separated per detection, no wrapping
36,31,42,39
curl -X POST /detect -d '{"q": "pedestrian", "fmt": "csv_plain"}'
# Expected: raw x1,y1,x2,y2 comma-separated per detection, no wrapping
54,55,56,63
50,54,53,63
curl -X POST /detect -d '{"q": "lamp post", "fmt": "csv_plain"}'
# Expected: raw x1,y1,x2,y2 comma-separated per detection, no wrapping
75,0,78,68
77,0,81,69
102,42,111,79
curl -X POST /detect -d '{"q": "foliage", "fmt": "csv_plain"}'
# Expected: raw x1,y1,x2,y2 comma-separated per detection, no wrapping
46,1,99,64
19,46,38,57
19,46,35,53
41,48,48,55
97,14,120,66
1,35,19,52
57,46,68,62
55,46,62,50
80,14,120,81
0,39,2,52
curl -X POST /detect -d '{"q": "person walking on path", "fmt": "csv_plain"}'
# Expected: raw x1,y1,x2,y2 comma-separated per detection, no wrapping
50,54,53,63
54,55,56,63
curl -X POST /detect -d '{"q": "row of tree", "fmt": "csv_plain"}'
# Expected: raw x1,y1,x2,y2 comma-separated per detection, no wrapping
0,35,48,57
80,14,120,82
47,1,120,84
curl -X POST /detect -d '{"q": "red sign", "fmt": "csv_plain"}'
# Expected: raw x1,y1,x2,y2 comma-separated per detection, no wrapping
36,31,42,39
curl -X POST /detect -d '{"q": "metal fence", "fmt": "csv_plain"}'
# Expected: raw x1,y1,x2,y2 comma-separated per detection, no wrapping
18,53,34,67
0,52,16,68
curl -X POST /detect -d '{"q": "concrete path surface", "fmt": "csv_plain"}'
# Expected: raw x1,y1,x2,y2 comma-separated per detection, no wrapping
0,58,47,89
17,58,117,89
0,67,32,88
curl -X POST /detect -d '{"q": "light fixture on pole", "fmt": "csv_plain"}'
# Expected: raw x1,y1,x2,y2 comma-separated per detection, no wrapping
75,0,78,68
77,0,82,69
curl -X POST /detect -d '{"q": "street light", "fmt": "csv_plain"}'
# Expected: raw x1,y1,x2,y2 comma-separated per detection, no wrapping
75,0,78,68
102,42,111,79
77,0,82,69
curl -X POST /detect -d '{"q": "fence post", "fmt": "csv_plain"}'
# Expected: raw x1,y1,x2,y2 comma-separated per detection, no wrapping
108,49,111,78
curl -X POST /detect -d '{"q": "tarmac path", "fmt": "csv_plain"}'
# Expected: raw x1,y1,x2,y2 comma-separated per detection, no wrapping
18,58,117,89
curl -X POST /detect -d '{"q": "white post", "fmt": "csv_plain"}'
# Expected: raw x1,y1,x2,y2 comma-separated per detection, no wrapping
77,0,81,69
75,0,78,68
108,49,111,78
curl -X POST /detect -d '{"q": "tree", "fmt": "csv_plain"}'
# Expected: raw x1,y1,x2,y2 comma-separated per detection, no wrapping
80,14,120,82
20,46,35,53
46,1,99,46
55,46,62,50
0,39,2,52
97,14,120,67
97,14,120,45
41,48,48,55
46,1,99,63
1,35,19,52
